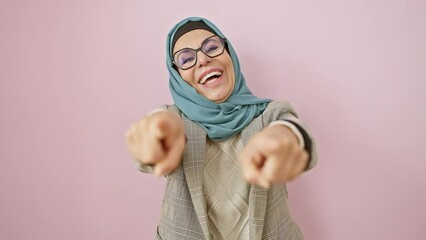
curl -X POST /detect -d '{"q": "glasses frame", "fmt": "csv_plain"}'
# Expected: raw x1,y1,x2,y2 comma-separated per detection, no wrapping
172,35,227,70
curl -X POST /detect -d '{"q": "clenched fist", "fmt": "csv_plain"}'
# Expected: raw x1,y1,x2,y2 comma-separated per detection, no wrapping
125,111,186,176
239,124,309,188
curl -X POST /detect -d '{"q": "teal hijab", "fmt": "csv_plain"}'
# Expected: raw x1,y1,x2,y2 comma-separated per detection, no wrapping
166,17,271,140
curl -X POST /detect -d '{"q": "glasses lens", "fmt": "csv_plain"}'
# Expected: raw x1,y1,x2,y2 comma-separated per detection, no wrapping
175,49,196,69
202,36,224,57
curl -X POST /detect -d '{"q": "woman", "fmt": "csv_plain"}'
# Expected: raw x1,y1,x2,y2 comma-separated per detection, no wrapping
126,17,318,240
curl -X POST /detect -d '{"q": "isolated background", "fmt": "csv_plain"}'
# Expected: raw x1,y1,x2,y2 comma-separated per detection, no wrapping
1,0,425,239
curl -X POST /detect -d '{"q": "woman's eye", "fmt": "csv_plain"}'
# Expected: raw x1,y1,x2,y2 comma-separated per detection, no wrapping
203,42,220,54
181,56,194,65
206,46,219,53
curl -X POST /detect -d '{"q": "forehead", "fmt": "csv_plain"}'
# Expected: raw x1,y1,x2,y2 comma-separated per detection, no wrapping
173,29,215,53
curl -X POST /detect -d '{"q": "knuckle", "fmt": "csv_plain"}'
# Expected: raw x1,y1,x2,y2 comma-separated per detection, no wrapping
140,155,153,165
126,125,135,136
142,150,157,164
280,138,292,148
137,156,148,165
141,117,154,131
269,139,281,150
263,138,279,153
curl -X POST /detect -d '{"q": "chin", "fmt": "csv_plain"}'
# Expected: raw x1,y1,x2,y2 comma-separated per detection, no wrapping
209,93,231,103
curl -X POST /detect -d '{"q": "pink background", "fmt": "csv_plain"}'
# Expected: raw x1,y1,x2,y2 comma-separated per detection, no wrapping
1,0,425,239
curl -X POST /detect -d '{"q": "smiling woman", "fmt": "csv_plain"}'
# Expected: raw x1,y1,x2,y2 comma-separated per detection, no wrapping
125,17,318,240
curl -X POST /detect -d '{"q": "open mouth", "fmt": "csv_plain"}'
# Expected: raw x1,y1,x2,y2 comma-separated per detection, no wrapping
199,71,223,85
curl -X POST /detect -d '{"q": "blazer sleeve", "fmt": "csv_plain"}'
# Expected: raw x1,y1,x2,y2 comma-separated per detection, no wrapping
262,100,318,171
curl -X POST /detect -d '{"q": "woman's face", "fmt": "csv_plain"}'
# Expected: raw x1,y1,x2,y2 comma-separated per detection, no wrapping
173,29,235,103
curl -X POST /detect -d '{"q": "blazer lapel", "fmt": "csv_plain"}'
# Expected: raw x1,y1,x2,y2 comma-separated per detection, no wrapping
247,186,267,240
242,117,268,240
182,117,210,240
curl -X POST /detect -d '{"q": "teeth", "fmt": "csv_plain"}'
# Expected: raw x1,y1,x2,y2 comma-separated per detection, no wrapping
200,71,222,84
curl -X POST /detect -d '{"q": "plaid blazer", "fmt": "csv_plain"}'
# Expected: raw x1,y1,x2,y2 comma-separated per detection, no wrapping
139,101,318,240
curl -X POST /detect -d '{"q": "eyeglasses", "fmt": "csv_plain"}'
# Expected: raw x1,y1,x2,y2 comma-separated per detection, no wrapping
173,35,226,70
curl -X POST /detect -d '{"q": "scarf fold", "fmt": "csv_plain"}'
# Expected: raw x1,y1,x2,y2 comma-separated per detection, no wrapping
166,17,271,140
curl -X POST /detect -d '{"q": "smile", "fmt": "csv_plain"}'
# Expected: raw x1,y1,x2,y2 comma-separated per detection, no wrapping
198,69,223,84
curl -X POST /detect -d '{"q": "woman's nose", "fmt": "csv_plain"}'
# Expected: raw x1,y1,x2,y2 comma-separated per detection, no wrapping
196,51,212,67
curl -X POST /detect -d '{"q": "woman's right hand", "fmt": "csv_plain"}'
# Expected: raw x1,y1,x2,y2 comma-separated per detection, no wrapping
125,111,186,176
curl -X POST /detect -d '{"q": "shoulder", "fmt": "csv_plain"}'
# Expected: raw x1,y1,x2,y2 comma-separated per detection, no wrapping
158,104,182,117
266,100,292,110
263,100,298,117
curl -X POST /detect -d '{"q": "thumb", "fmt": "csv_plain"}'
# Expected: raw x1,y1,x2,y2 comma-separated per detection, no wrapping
154,119,171,140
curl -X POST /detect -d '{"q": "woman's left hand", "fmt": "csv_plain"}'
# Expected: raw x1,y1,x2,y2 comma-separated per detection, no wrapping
239,125,309,188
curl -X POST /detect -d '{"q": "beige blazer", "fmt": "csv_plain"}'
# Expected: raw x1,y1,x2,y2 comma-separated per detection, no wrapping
139,101,318,240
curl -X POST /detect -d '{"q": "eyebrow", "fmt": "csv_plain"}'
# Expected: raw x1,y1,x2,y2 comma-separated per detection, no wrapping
173,34,216,55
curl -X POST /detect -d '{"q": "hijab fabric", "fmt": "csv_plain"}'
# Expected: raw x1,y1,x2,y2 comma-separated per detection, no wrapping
166,17,271,140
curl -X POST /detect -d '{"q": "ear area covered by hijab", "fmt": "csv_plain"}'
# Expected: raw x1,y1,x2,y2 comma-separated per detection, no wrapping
166,17,272,141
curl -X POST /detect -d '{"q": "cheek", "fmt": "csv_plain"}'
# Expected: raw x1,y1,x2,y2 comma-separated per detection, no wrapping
227,61,235,86
220,53,235,85
178,69,195,85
